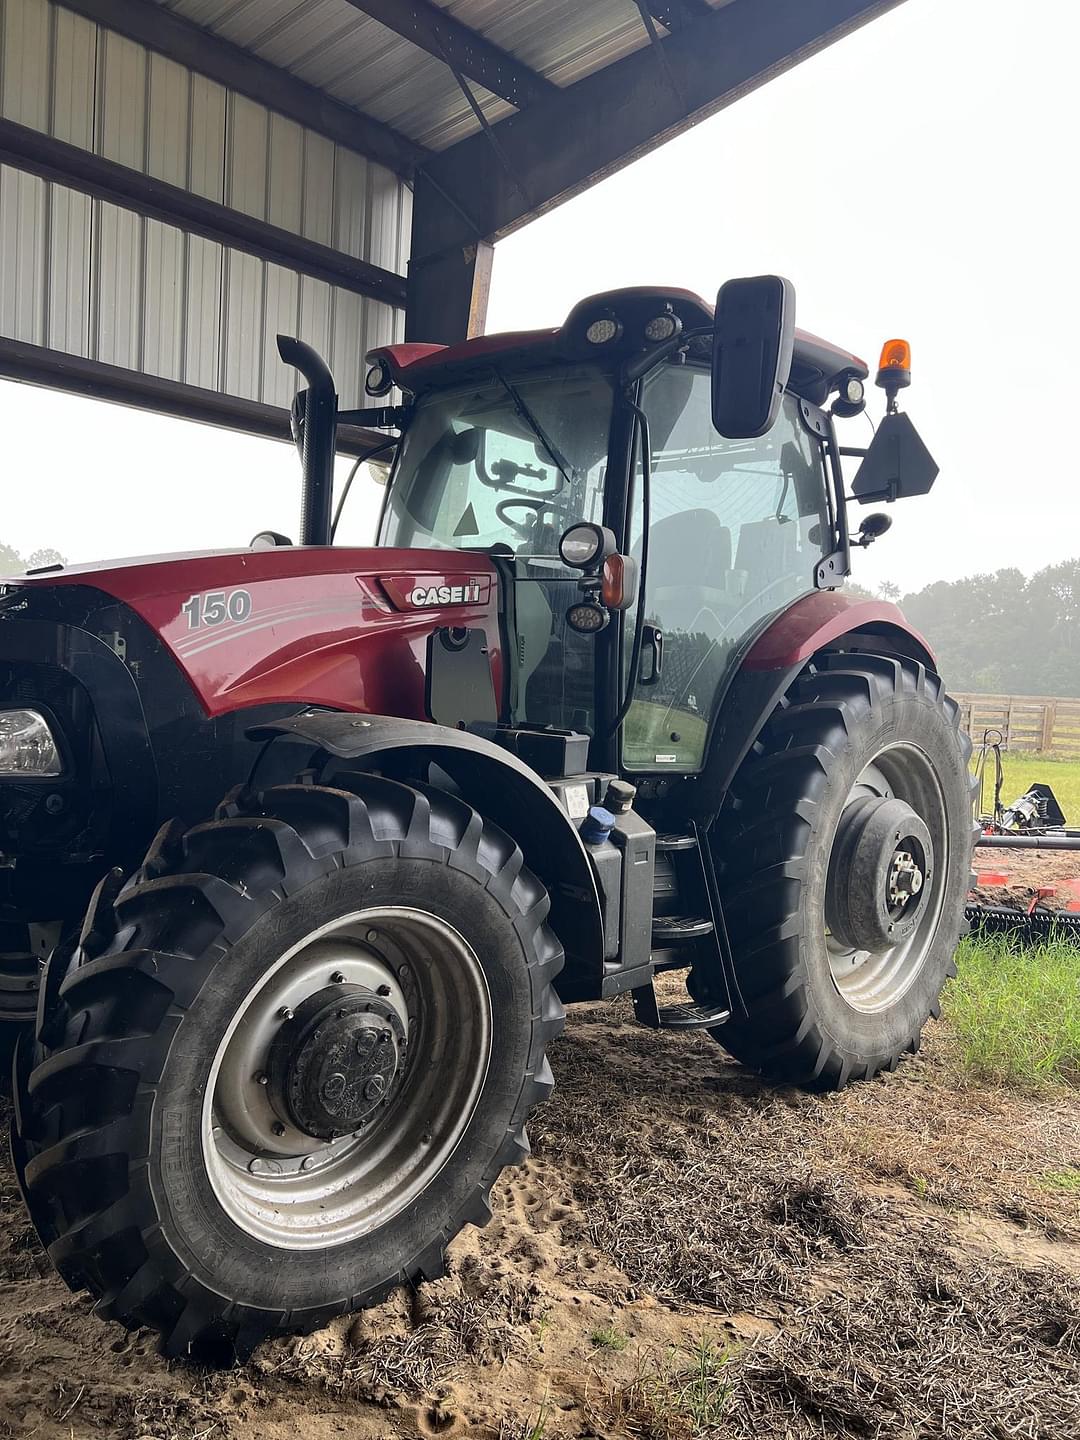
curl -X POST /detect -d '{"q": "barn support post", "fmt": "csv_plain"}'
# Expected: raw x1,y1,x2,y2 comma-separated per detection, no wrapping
406,174,495,342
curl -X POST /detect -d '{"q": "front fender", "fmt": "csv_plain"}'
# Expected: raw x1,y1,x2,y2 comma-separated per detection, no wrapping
248,712,604,980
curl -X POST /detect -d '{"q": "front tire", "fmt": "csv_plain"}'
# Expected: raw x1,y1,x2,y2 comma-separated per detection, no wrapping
712,653,975,1089
12,774,563,1363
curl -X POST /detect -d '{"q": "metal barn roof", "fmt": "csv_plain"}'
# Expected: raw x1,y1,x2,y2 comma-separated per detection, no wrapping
0,0,905,443
154,0,670,150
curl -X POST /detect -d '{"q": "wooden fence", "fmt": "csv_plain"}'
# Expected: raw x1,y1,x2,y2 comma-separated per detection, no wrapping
954,694,1080,758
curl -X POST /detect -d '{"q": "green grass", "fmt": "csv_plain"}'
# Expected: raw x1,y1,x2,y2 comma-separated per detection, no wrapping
1039,1168,1080,1193
590,1324,630,1352
973,750,1080,825
664,1335,732,1432
945,931,1080,1089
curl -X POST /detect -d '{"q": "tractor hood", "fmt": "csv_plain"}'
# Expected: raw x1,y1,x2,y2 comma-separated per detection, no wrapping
1,547,502,721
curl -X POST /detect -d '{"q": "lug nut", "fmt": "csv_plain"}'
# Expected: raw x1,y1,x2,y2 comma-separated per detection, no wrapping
377,1029,391,1045
331,971,345,984
300,1155,318,1172
254,1071,269,1086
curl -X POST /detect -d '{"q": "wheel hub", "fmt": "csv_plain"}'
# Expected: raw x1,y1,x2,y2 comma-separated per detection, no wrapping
269,985,407,1141
887,849,924,908
826,795,933,953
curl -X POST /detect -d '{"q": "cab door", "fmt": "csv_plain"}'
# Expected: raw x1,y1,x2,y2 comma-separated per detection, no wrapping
622,368,830,774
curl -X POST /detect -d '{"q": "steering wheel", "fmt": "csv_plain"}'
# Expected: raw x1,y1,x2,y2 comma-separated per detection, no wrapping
495,497,556,539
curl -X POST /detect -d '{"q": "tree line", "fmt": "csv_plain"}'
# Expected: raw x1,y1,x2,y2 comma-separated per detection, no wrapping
0,542,65,574
862,559,1080,697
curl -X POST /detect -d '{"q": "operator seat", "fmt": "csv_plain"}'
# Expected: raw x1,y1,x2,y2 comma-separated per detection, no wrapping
640,508,733,634
732,517,799,607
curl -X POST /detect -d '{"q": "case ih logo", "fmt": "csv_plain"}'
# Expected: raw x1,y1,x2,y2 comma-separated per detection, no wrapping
380,575,492,611
408,581,485,607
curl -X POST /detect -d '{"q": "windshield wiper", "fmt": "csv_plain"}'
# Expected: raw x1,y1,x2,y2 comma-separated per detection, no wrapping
494,370,574,488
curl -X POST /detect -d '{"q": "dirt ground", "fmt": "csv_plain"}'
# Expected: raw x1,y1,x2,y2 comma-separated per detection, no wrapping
972,841,1080,911
1,993,1078,1440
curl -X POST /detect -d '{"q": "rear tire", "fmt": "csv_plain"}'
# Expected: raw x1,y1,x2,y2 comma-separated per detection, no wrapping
712,653,976,1089
12,774,563,1363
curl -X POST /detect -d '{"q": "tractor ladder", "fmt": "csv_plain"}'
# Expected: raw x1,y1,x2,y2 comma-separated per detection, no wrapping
631,827,736,1031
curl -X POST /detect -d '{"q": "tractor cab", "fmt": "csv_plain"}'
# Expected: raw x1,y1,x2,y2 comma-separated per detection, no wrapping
330,279,935,779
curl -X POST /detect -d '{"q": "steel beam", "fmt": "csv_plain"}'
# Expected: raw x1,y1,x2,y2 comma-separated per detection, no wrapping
644,1,712,31
0,338,387,458
57,0,426,176
407,0,905,341
344,0,555,109
0,118,406,309
405,238,493,344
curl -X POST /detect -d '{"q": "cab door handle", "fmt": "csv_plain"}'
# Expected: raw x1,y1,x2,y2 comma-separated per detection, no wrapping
640,624,663,685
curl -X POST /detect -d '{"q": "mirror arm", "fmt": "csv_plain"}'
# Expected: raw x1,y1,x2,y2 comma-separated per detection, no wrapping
838,445,869,458
337,404,410,428
620,324,712,387
814,420,852,589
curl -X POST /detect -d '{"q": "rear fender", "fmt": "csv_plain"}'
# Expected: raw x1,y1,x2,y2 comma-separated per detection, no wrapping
694,594,936,820
248,712,603,986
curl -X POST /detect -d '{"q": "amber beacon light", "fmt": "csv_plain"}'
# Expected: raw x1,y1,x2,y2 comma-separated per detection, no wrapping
875,338,911,412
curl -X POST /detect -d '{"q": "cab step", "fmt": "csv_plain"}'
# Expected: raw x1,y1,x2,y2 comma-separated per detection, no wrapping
631,983,730,1030
651,914,714,944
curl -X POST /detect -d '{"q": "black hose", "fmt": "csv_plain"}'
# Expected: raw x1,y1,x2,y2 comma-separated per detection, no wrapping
330,439,398,542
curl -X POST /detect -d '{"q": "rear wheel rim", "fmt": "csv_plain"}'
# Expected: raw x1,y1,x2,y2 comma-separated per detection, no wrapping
824,745,949,1013
201,906,491,1250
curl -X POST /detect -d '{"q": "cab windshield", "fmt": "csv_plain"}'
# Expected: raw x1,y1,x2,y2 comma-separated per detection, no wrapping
378,366,613,556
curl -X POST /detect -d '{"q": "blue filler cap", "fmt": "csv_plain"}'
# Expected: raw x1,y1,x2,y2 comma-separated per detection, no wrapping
580,805,615,845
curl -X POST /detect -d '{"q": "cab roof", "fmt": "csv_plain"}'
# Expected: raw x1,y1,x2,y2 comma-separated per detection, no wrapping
368,287,868,408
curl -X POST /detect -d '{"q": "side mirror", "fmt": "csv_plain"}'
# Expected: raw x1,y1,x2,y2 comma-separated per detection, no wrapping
851,412,939,504
712,275,796,439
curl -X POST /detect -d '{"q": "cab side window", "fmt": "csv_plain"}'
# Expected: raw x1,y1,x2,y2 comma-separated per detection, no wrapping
623,369,828,772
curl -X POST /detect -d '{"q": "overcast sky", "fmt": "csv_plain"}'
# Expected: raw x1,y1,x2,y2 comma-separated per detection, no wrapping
1,0,1075,594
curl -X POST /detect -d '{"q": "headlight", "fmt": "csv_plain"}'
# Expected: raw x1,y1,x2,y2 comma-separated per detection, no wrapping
0,709,62,776
559,522,616,570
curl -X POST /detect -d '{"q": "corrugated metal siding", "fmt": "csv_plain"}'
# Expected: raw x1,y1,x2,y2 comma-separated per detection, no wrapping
0,0,408,408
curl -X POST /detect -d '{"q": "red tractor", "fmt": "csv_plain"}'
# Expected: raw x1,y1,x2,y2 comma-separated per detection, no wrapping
1,277,972,1362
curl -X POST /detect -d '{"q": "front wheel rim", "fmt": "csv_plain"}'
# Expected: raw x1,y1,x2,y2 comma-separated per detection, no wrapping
201,906,492,1251
824,745,950,1013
